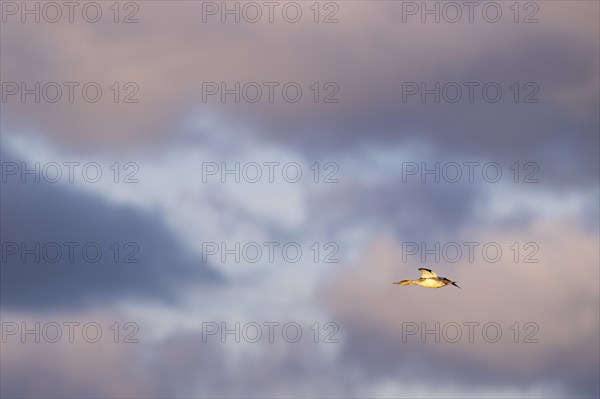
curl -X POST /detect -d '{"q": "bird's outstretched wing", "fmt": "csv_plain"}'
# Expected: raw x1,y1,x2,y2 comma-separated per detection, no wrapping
418,268,437,278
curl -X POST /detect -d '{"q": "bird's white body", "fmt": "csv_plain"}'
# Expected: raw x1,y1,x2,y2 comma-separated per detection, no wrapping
418,278,447,288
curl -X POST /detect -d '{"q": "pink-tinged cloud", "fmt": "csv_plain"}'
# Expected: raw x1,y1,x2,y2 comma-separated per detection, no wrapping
2,2,598,171
320,219,599,395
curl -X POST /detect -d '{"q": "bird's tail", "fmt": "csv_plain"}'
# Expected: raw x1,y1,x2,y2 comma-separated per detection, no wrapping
451,282,461,289
393,280,411,285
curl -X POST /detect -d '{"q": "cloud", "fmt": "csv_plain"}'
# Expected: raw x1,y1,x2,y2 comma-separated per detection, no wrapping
1,2,598,185
320,219,600,397
0,309,566,398
0,147,221,311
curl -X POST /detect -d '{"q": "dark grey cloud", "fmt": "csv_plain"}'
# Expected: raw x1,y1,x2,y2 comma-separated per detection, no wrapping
258,32,599,188
0,150,222,311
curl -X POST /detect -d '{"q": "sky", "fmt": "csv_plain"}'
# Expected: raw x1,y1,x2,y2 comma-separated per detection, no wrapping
1,1,599,398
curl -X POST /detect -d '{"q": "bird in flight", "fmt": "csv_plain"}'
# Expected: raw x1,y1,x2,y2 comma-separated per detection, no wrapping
393,268,460,289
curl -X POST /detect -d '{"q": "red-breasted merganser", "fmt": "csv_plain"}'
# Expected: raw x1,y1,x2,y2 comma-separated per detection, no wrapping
393,268,460,289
